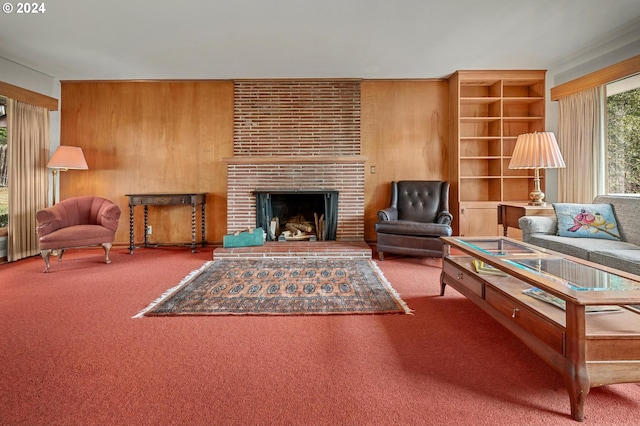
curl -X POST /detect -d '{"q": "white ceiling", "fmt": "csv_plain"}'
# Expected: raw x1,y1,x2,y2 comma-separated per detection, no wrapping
1,0,640,81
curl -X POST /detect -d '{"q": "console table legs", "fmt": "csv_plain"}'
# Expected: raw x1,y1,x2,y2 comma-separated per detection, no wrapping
201,203,206,248
191,203,197,253
128,202,135,254
143,205,149,247
126,193,207,254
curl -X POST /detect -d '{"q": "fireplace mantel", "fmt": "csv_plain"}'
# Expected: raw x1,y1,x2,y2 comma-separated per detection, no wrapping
253,189,339,195
224,155,367,164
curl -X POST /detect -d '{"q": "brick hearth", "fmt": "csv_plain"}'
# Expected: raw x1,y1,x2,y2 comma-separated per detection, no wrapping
213,241,372,259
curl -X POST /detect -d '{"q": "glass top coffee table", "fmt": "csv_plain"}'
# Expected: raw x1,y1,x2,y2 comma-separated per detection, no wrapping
440,236,640,422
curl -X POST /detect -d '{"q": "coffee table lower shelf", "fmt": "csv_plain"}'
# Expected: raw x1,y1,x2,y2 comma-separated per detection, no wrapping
440,255,640,422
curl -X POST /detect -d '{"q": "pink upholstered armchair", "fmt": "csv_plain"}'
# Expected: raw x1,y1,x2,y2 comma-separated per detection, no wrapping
36,196,121,272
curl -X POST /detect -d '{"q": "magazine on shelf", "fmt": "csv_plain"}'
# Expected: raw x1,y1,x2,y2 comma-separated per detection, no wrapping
522,287,622,313
472,259,508,276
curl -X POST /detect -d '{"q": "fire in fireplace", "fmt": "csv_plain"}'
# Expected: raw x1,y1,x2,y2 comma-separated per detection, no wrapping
254,190,338,241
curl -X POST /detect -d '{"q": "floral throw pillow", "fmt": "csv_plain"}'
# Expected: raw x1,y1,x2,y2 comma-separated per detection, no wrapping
553,203,621,240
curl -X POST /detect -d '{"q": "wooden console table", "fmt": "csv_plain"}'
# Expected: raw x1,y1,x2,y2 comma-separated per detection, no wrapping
498,202,555,236
126,193,206,254
440,237,640,421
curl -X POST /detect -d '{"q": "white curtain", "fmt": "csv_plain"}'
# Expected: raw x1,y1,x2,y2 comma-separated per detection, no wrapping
557,86,605,203
7,99,49,261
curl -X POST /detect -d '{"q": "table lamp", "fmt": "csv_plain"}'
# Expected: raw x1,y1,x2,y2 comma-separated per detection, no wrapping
509,132,566,206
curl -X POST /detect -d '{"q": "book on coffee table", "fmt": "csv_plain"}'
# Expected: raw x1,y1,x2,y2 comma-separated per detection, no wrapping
472,259,508,276
523,287,622,313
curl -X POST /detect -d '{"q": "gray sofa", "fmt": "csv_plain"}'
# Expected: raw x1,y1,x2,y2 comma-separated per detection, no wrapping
518,195,640,276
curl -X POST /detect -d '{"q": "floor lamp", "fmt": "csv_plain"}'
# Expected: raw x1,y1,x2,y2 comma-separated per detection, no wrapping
508,132,566,206
47,146,88,205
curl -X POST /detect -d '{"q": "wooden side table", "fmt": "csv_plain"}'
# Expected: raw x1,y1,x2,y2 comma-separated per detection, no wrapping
126,193,207,253
497,202,555,236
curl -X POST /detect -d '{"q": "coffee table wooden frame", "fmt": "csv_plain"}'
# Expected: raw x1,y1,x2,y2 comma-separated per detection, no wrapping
440,236,640,422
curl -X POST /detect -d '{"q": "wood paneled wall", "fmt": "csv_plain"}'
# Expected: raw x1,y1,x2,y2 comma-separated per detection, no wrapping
60,79,448,245
362,80,449,241
60,81,233,246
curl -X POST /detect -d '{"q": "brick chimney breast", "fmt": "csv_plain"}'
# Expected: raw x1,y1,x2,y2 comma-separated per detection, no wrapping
226,80,365,241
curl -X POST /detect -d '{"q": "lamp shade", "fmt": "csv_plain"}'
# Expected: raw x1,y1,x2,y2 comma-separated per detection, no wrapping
47,146,88,170
509,132,566,169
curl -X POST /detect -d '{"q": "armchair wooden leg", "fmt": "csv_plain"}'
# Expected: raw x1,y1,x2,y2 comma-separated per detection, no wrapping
379,251,384,261
40,250,52,273
102,242,113,264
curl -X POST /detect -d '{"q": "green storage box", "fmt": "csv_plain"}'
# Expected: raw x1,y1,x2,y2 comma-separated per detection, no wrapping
223,227,265,248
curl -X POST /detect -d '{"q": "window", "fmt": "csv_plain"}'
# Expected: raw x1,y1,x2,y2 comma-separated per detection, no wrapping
606,74,640,194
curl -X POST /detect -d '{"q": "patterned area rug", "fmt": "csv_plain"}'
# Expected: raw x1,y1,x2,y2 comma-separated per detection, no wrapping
134,258,411,316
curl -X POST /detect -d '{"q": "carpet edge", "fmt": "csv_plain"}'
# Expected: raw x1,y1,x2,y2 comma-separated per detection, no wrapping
369,259,414,315
132,260,214,319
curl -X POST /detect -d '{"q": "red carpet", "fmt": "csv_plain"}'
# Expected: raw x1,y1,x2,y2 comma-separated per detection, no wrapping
1,246,639,425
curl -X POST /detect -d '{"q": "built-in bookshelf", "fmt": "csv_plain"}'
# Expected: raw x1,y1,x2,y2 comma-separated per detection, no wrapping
449,70,546,236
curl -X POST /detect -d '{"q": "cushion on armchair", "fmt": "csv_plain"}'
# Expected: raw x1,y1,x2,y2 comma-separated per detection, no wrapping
375,220,452,237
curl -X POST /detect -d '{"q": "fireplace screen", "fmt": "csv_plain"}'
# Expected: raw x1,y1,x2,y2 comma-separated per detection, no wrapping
254,190,338,241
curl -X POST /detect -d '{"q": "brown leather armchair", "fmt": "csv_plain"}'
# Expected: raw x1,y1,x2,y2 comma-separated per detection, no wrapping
375,181,453,260
36,196,121,272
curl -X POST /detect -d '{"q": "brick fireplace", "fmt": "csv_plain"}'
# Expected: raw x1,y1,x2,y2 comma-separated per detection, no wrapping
225,80,366,241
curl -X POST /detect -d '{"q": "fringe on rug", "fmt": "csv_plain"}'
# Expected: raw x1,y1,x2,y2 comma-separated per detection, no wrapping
132,260,213,319
369,259,414,315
